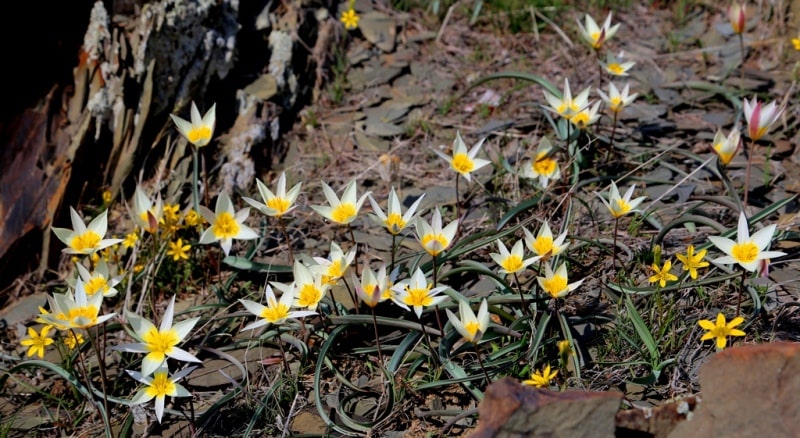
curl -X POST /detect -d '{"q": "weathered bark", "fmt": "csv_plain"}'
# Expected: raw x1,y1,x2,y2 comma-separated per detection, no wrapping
0,0,332,293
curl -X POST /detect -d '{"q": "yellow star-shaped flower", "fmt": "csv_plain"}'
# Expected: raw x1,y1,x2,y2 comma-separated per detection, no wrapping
523,364,558,388
648,260,678,287
698,313,745,350
167,238,191,261
675,245,709,280
340,8,359,30
20,326,54,358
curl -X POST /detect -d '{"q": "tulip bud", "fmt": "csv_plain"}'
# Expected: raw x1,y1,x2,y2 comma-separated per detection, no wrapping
728,3,746,34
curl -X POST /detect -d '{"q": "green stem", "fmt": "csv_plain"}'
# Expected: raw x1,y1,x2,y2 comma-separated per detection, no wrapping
718,162,745,213
744,138,756,207
75,335,109,432
191,146,200,214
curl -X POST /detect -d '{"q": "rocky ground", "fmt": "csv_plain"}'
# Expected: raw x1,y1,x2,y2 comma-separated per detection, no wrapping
1,0,799,436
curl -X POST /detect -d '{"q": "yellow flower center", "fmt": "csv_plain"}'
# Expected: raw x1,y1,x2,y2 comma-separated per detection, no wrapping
139,211,159,233
361,284,379,306
501,255,523,273
570,111,590,128
421,233,450,256
556,101,580,116
331,203,357,223
403,286,434,308
385,212,406,234
187,126,212,145
212,212,240,239
324,260,346,283
267,197,291,215
84,276,109,296
451,153,475,175
260,300,290,324
67,306,99,328
70,231,101,252
533,153,557,176
609,96,623,111
464,321,481,338
143,327,179,361
542,275,568,298
714,142,735,164
297,283,323,308
590,31,602,45
607,63,624,75
731,242,759,264
752,126,768,141
145,372,176,398
533,236,554,256
708,324,732,338
614,199,632,217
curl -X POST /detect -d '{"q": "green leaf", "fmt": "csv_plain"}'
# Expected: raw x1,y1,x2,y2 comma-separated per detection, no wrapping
1,360,113,438
624,296,659,365
463,72,560,98
222,256,292,273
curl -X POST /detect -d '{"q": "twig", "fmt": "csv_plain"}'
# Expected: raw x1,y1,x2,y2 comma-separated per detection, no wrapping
435,0,460,44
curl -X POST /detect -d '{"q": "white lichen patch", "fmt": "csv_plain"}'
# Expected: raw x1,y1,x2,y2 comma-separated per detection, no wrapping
268,30,293,89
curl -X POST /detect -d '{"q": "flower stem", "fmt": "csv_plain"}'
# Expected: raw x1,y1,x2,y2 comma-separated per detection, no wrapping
612,216,621,280
342,276,360,315
277,217,294,264
275,326,291,375
371,308,384,364
419,319,440,366
738,32,745,96
473,342,491,385
605,111,619,162
75,335,109,431
744,138,756,207
596,50,604,86
455,176,461,226
432,253,438,288
348,225,360,277
513,272,530,316
191,146,200,214
431,255,444,333
718,162,746,213
737,268,746,317
390,233,397,274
